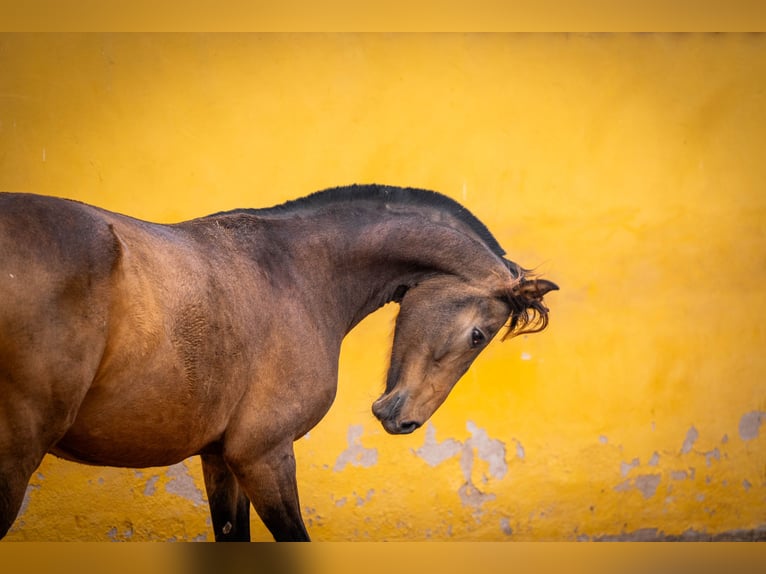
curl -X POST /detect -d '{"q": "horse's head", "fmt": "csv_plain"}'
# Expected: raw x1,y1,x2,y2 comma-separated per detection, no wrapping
372,265,558,434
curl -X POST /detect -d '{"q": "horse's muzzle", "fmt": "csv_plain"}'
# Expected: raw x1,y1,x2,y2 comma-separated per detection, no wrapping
372,392,422,435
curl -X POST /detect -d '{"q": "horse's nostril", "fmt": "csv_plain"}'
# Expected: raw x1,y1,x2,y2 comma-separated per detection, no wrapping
398,420,421,434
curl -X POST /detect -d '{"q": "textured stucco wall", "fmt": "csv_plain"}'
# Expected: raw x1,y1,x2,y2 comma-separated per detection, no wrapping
1,33,764,541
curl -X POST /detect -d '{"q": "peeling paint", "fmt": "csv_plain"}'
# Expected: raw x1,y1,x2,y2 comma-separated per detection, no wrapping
648,452,660,466
514,439,525,460
143,475,159,496
500,517,513,536
16,483,40,520
459,443,473,482
165,462,206,506
334,425,378,471
635,474,662,498
680,426,698,454
413,423,462,467
466,420,507,480
704,448,721,467
412,422,508,513
457,482,496,509
738,411,765,441
598,435,609,445
620,457,640,477
415,421,508,481
106,522,134,541
354,489,374,506
615,473,661,499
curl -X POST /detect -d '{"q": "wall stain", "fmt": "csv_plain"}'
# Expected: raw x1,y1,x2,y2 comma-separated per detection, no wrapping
585,524,766,541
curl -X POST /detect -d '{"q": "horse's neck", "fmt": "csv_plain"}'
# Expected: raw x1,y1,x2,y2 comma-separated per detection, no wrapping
262,209,508,335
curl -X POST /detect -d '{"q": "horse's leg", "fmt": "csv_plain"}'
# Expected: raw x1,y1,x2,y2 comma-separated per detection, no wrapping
200,453,251,542
226,442,310,542
0,397,64,538
0,447,42,539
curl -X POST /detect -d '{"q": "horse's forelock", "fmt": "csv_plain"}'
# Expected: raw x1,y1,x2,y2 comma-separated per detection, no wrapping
499,264,551,341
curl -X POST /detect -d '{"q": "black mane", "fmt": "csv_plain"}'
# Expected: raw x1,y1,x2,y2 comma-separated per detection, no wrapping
210,184,507,257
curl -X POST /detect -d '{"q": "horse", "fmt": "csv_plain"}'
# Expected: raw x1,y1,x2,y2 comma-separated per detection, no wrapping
0,184,557,541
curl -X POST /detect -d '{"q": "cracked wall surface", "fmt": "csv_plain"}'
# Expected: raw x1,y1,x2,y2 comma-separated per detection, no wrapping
2,33,765,541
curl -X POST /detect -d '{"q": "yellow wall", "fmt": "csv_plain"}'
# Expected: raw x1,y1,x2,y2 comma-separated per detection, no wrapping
1,33,764,541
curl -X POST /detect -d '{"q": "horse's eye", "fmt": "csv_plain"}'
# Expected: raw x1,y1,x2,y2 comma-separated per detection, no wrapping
470,327,486,348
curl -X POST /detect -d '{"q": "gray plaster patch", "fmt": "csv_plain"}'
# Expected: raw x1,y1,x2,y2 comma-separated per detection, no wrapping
598,435,609,445
143,475,160,496
614,474,661,498
620,457,640,477
704,448,721,467
635,474,662,498
500,517,513,536
738,411,765,441
466,420,507,479
355,489,374,506
671,470,689,481
413,422,508,512
648,452,660,466
165,462,206,506
334,425,378,471
105,524,133,541
459,443,474,482
613,478,632,493
514,439,525,460
458,482,496,509
16,483,40,520
680,426,698,454
414,423,462,467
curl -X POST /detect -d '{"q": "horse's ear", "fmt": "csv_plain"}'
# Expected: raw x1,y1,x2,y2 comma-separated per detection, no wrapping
511,278,559,302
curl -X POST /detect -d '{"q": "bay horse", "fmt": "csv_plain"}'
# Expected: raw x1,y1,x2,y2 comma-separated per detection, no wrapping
0,184,557,541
